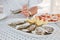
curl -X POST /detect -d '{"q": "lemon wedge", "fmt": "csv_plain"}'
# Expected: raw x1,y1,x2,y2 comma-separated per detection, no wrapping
26,18,35,24
35,18,43,26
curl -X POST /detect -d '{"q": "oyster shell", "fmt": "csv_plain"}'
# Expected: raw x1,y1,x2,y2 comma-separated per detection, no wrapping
8,23,17,27
27,25,36,31
21,29,31,33
35,27,47,35
16,22,30,30
42,26,54,33
8,20,26,27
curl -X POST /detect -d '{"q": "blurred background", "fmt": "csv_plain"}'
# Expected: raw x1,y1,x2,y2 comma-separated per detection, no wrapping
0,0,60,16
51,0,60,14
0,0,43,18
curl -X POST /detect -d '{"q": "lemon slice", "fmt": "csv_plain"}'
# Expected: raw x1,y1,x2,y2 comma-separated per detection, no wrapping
26,18,35,24
35,18,44,26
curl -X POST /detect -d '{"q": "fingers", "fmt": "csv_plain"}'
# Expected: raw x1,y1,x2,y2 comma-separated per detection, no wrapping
21,5,38,17
21,4,30,17
29,6,38,16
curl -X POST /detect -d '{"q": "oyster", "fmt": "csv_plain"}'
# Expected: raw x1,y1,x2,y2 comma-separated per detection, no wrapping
27,25,36,31
8,20,26,27
35,27,47,35
11,9,22,14
42,26,54,33
16,22,30,30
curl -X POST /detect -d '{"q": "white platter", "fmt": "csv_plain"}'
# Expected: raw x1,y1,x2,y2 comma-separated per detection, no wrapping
7,18,59,36
0,18,59,40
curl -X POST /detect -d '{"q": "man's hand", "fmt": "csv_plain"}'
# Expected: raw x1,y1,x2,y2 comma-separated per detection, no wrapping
21,5,30,17
29,6,38,16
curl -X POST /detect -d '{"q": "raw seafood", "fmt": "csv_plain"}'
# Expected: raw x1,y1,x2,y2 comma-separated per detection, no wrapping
35,27,47,35
11,9,22,14
8,20,26,27
27,25,36,31
42,26,54,33
16,22,30,30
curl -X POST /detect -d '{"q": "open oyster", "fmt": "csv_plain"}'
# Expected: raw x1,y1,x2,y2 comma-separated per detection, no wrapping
35,27,47,35
8,20,26,27
35,25,54,35
27,25,36,31
16,22,31,30
42,25,54,34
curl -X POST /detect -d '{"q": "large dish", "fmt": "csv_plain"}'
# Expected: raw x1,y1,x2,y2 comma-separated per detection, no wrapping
0,18,60,40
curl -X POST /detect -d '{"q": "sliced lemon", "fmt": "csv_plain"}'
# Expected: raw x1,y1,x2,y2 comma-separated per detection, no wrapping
26,18,35,24
35,19,44,26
